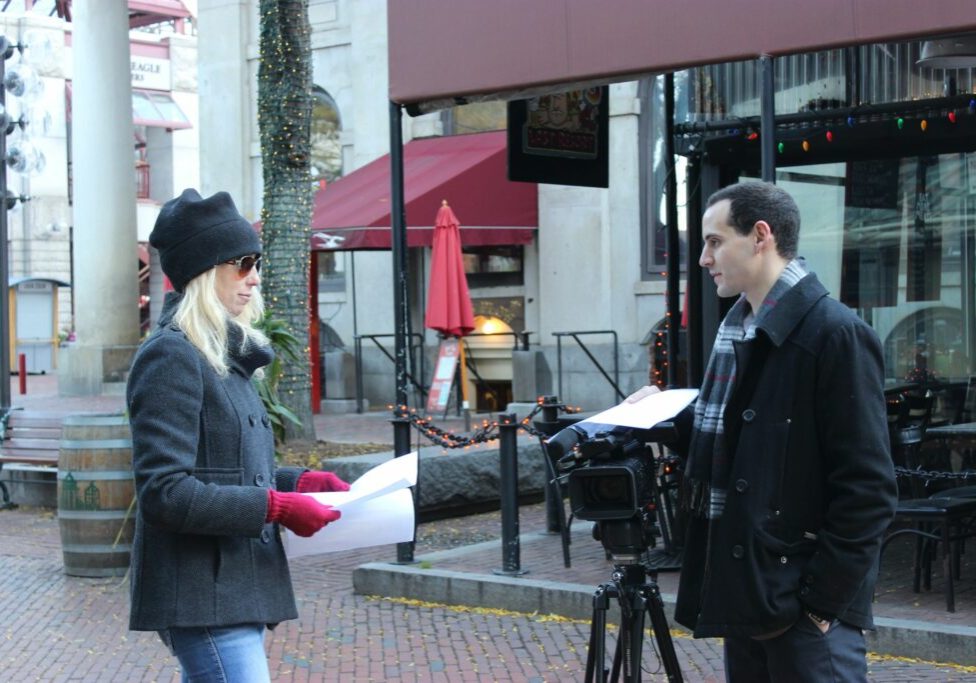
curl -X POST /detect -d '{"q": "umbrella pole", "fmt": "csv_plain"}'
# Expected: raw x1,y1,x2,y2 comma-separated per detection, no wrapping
458,337,471,431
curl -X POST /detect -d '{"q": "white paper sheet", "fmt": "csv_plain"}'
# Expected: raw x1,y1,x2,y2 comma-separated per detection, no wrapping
579,388,699,430
283,451,418,558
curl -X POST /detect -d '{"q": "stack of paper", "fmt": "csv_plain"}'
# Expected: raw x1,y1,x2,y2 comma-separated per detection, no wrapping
579,388,699,430
282,451,418,558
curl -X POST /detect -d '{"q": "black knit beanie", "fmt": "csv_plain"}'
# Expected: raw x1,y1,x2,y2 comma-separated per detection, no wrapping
150,189,262,292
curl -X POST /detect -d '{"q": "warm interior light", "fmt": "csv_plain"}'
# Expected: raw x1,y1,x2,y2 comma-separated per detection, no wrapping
474,315,512,336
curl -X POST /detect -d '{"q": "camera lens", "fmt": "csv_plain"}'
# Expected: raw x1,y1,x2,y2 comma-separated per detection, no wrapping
589,473,630,504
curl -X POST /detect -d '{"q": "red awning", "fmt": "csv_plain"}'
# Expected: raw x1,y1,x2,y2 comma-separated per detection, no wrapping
310,130,537,251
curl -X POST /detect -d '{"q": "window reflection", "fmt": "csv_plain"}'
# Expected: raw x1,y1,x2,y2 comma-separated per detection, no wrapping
743,151,976,385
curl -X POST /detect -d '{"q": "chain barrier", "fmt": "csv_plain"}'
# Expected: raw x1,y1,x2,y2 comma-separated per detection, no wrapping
391,400,582,449
894,465,976,484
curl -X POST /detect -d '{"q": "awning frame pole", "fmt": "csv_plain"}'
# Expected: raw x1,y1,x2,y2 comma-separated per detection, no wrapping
389,100,416,564
664,73,680,388
760,54,776,183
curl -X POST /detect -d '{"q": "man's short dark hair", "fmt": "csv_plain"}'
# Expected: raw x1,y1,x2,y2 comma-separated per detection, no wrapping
706,181,800,259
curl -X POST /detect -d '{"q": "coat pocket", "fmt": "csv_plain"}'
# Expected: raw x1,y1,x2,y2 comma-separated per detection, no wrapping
750,526,817,615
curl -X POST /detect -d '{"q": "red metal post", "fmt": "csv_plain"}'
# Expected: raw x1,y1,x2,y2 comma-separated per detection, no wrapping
309,253,321,413
18,353,25,394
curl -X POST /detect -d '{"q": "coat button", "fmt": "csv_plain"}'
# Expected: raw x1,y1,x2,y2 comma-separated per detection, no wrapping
249,414,257,426
262,414,271,428
254,473,266,486
800,586,810,597
804,574,815,585
260,529,271,543
735,479,749,493
780,556,788,564
731,545,745,559
742,409,756,422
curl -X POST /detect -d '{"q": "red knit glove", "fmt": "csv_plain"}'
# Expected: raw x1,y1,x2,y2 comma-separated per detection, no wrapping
266,490,341,537
296,471,351,493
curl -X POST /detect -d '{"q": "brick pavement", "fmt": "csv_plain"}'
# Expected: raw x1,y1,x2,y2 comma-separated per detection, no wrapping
3,374,976,680
3,504,976,682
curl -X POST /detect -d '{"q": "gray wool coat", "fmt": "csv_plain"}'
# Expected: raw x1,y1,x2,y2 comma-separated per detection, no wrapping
126,294,304,631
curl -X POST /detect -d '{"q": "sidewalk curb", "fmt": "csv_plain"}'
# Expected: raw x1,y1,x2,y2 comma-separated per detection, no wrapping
353,531,976,667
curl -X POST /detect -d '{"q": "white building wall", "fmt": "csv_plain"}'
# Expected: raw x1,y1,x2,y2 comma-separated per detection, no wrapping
198,1,667,411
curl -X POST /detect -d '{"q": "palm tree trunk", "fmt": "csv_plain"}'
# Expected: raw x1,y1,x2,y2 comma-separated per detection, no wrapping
257,0,315,440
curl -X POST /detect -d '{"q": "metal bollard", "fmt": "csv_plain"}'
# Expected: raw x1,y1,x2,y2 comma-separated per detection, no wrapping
494,413,527,576
18,354,25,394
392,413,416,564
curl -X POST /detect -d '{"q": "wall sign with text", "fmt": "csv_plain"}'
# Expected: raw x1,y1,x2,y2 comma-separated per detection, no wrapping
507,86,609,188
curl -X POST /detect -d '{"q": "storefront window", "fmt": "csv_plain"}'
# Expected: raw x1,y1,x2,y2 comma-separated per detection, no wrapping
311,87,342,184
743,152,976,386
316,250,345,293
462,245,523,288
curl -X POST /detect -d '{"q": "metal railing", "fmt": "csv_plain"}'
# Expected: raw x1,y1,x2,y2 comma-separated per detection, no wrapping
353,333,426,413
353,331,532,416
553,330,625,402
457,331,533,415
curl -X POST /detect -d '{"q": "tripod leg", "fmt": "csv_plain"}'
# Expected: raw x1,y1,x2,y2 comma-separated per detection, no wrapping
610,595,646,683
642,583,683,683
585,585,613,683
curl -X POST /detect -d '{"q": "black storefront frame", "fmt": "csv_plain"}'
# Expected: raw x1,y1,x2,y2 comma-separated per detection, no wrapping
677,94,976,386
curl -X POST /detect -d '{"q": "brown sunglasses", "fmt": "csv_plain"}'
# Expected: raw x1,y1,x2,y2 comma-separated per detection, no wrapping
223,254,262,278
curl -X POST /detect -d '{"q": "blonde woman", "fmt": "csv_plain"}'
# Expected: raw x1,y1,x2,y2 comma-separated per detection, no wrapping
126,189,349,682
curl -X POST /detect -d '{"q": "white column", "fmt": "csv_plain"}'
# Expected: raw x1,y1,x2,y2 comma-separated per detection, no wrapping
60,0,139,396
196,0,251,207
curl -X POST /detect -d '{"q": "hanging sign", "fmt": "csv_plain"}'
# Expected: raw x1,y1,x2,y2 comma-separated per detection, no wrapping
507,85,609,188
426,338,460,414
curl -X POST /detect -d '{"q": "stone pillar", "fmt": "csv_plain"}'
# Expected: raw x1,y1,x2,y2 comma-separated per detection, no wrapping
196,0,251,209
60,0,139,396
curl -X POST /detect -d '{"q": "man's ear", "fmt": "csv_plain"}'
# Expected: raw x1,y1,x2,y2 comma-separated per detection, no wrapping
753,220,774,252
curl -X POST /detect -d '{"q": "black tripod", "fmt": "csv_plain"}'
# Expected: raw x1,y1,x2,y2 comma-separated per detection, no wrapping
585,560,683,683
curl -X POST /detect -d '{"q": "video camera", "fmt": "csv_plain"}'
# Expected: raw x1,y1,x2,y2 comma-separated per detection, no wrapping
546,420,679,561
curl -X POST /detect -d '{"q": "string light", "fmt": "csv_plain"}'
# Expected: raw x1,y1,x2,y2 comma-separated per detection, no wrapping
825,130,833,142
949,111,958,124
802,140,810,152
920,119,928,131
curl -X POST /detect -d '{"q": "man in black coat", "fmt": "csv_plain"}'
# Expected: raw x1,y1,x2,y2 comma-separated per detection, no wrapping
674,181,897,682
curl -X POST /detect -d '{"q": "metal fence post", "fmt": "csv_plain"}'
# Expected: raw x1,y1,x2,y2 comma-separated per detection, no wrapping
494,413,527,576
538,395,564,532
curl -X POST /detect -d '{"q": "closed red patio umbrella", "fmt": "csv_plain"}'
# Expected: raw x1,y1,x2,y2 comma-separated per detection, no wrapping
425,200,475,414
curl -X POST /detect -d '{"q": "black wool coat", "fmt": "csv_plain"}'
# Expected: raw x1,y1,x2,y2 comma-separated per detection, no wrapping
126,296,305,631
673,273,897,639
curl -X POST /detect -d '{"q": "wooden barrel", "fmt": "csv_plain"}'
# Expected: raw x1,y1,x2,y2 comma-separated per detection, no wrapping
57,413,134,578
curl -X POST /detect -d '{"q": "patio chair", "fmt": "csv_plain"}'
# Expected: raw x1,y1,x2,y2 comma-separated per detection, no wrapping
881,423,976,612
881,494,976,612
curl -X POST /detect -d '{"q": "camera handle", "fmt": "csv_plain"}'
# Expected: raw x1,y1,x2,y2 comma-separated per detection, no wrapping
584,563,683,683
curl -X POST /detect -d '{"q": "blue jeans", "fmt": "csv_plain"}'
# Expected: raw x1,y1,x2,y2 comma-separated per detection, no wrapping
160,624,271,683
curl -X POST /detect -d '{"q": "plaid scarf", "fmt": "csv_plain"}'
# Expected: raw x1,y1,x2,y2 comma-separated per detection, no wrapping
685,259,807,518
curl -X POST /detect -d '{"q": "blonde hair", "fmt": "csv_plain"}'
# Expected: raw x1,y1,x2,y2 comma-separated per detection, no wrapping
171,268,269,377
